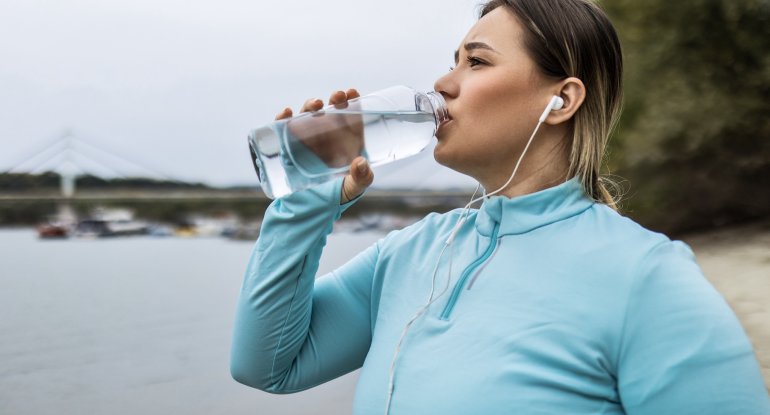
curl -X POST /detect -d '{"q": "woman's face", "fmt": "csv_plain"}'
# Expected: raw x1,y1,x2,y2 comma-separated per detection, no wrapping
433,7,556,184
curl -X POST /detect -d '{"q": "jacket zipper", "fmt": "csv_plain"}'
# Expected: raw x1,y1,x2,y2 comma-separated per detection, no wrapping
439,223,500,321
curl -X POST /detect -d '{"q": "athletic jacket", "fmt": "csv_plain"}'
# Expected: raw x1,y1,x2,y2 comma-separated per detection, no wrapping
231,177,770,414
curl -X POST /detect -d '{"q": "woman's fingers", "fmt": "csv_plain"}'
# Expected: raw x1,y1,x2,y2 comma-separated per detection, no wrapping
299,98,324,113
330,89,361,109
282,89,359,116
274,107,293,121
329,90,347,108
346,88,360,100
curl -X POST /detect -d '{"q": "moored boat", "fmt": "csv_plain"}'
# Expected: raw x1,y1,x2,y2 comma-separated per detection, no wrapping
37,223,70,239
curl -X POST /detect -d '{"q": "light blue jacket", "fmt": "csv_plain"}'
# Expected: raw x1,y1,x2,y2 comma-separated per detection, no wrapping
231,177,770,414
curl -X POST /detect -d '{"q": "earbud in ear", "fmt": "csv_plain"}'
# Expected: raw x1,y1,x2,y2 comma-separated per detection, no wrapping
538,95,565,123
552,96,564,111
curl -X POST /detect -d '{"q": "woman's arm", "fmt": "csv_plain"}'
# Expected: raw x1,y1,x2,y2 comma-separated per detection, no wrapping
617,241,770,414
230,178,377,393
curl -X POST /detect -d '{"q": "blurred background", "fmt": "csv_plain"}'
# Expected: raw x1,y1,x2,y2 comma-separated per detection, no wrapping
1,0,768,414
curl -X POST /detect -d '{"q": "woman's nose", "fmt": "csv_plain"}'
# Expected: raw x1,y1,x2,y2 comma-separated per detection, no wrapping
433,71,455,98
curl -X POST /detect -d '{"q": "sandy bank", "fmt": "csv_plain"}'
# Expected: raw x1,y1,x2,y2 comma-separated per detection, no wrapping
683,221,770,392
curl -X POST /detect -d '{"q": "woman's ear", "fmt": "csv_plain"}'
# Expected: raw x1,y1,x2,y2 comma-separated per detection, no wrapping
545,77,586,125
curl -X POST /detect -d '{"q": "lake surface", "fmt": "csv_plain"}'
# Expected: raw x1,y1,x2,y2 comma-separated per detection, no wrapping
0,229,384,415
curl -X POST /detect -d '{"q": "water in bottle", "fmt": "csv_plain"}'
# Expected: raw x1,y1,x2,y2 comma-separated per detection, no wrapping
247,85,449,199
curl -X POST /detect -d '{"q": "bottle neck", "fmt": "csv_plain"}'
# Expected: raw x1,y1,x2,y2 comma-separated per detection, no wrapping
425,91,450,124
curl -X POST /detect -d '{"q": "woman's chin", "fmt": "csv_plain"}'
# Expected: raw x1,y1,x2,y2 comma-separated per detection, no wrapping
432,143,450,167
433,144,461,172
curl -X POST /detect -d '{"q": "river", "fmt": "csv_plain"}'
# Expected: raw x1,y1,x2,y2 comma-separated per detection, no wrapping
0,229,383,415
3,223,769,414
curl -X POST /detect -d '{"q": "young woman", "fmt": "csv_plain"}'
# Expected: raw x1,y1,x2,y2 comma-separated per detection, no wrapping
231,0,770,413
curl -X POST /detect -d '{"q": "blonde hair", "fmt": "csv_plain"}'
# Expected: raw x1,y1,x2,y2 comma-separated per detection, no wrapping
481,0,623,208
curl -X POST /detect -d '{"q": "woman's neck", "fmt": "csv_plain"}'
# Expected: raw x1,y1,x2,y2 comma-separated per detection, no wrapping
479,132,571,199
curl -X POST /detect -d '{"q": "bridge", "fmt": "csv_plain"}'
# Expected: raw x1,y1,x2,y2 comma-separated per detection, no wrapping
0,189,473,204
1,130,190,198
0,131,474,205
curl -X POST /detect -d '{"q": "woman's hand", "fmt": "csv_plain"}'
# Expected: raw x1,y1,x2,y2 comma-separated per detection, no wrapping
274,88,374,204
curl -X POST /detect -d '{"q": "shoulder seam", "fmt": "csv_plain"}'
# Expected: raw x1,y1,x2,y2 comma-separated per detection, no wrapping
613,239,670,372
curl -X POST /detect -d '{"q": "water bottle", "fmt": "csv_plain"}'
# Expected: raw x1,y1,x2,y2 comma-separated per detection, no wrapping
247,85,449,199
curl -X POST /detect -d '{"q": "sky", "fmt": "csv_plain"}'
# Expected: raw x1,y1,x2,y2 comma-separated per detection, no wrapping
0,0,483,190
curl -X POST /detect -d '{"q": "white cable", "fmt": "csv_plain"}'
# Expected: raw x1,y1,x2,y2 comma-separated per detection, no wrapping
445,118,545,244
384,241,448,415
383,184,479,415
383,115,547,415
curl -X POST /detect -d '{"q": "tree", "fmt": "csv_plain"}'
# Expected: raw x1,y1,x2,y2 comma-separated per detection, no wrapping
604,0,770,234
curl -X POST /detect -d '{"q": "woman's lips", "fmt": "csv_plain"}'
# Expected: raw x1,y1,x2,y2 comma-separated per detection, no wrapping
436,118,453,138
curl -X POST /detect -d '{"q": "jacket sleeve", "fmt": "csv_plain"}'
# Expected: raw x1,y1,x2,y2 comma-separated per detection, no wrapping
230,178,378,393
617,240,770,414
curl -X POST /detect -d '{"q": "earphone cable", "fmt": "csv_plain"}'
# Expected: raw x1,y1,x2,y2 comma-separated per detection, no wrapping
383,104,550,415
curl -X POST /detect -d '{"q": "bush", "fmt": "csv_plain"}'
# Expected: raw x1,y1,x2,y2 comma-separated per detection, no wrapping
604,0,770,234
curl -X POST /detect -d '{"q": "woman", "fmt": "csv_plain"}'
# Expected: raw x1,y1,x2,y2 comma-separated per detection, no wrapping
231,0,770,413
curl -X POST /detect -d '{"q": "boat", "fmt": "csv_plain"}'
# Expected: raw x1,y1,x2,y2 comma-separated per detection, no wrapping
74,208,149,238
37,223,70,239
36,205,77,239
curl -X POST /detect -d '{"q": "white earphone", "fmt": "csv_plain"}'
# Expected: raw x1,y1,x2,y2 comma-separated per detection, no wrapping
538,95,564,123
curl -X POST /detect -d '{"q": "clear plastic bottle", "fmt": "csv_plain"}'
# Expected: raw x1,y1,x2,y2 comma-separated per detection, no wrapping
247,85,449,199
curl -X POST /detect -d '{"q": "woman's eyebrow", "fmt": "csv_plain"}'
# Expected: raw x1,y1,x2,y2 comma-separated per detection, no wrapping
454,42,499,64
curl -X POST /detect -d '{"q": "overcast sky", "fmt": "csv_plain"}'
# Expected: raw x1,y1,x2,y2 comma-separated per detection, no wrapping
0,0,483,190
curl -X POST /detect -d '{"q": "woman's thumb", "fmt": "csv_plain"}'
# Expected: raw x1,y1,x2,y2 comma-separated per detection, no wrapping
341,157,374,203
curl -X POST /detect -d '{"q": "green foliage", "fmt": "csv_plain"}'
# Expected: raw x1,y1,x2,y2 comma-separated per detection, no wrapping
0,172,60,190
0,172,209,190
74,175,209,190
0,201,58,225
604,0,770,234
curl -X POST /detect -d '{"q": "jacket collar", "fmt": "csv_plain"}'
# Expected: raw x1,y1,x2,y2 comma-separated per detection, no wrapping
475,177,594,237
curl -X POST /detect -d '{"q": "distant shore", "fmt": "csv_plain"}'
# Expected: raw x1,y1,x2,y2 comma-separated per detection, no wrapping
683,220,770,390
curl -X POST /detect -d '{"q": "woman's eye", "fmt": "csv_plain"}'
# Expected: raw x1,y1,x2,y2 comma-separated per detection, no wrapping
448,56,483,72
466,56,483,67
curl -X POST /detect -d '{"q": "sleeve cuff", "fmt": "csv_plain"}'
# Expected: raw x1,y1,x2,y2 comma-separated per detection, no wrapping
335,177,364,216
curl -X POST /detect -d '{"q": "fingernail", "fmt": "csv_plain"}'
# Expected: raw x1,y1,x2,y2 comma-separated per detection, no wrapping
357,159,368,174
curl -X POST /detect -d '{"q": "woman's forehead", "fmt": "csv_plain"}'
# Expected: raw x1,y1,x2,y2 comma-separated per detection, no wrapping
457,7,524,57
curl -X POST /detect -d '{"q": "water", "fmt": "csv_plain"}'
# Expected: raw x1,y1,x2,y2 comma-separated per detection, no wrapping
0,229,383,415
247,85,447,199
250,110,437,199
